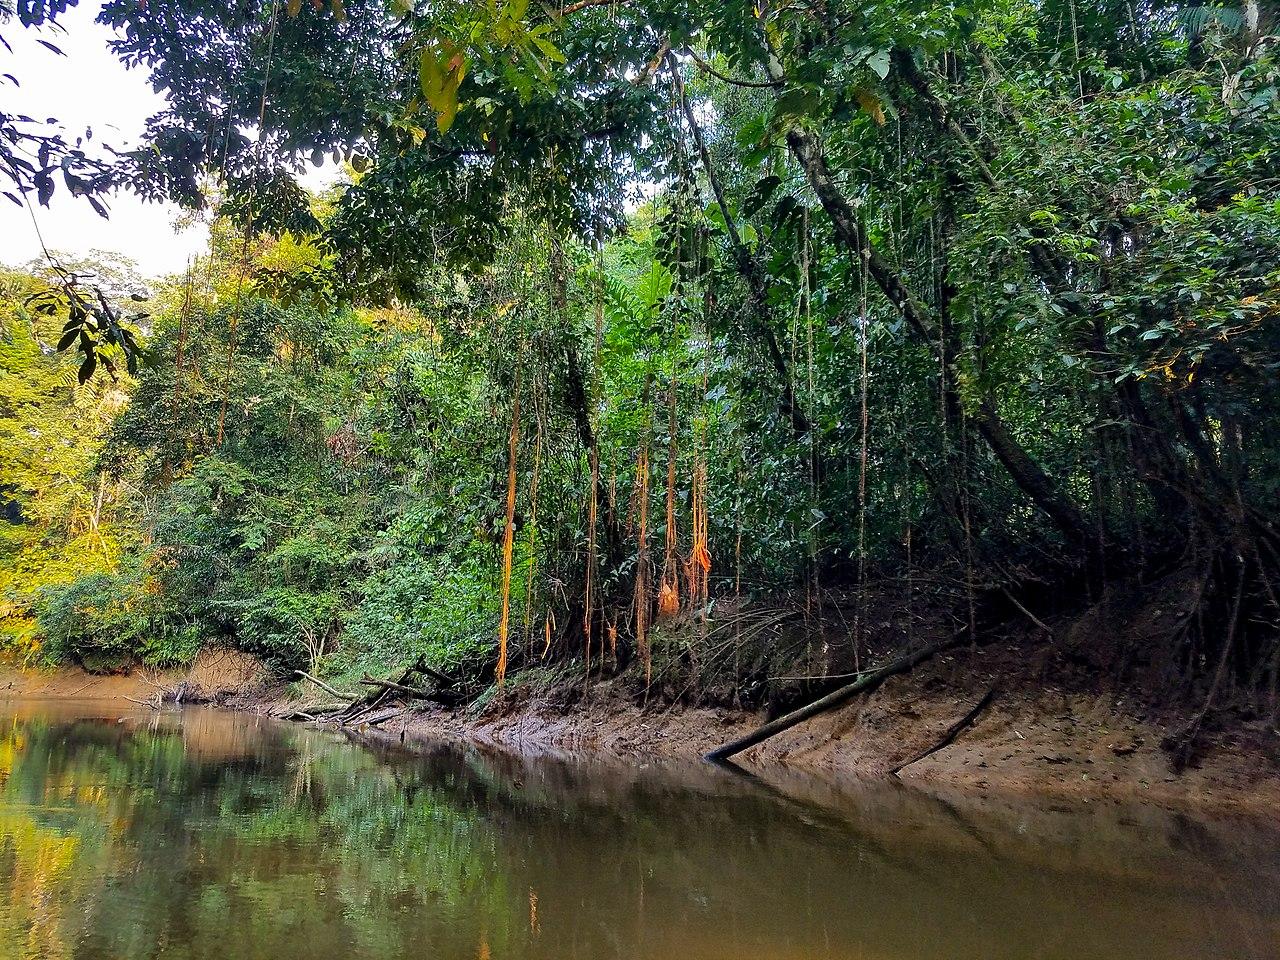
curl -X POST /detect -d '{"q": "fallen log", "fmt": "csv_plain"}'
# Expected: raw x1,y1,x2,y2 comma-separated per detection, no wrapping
293,671,356,702
890,684,999,776
359,677,432,697
342,691,391,726
359,677,465,705
301,701,350,716
335,662,418,723
363,708,406,727
705,632,967,762
419,665,457,688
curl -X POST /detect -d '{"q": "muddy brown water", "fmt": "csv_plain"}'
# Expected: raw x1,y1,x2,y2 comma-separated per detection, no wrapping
1,699,1277,960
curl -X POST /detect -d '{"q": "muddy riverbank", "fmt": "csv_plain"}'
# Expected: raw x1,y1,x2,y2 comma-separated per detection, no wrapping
4,641,1278,822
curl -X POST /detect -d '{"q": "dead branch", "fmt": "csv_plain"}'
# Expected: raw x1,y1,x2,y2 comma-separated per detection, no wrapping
705,631,967,761
359,676,465,705
362,708,406,727
891,684,1000,776
293,671,356,702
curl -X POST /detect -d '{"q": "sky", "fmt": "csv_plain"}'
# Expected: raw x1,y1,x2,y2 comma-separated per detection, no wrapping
1,2,337,280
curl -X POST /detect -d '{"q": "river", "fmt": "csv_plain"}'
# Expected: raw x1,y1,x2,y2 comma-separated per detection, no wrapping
1,698,1277,959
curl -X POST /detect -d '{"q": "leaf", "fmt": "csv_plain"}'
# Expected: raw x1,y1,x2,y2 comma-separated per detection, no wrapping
436,96,459,134
773,88,819,122
771,194,799,227
735,114,767,150
742,174,781,217
77,351,97,384
420,48,442,97
867,49,890,80
331,0,346,22
420,44,464,132
287,0,302,17
635,260,672,312
56,326,79,352
533,36,565,64
855,88,885,125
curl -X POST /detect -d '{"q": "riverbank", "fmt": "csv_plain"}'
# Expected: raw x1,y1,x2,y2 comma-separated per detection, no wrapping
4,639,1278,822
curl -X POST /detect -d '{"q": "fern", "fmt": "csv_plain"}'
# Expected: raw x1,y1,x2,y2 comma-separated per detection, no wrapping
1177,5,1245,35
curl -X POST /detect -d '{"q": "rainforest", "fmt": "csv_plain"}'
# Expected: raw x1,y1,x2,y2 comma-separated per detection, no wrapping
2,0,1280,796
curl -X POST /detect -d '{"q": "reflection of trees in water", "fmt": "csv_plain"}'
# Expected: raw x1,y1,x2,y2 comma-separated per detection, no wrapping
0,708,1277,960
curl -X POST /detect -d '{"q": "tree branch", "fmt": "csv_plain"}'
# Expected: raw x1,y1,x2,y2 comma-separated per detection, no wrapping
685,48,781,88
667,52,814,440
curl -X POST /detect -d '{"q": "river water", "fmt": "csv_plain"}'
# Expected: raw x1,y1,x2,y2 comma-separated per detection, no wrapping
0,699,1277,960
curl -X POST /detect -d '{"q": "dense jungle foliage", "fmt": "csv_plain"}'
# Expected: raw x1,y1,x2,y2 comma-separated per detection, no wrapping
1,0,1278,718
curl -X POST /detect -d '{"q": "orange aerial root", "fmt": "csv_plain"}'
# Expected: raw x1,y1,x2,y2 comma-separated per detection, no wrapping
657,577,680,620
688,459,711,603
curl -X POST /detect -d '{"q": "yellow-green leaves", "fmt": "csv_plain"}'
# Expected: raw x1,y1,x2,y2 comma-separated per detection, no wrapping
855,88,885,126
526,23,565,65
413,1,567,138
420,42,467,134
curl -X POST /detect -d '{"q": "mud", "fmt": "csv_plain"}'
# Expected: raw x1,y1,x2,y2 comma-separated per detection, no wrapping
4,642,1277,821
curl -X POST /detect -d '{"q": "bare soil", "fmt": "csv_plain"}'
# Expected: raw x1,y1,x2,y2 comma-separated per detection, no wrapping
4,633,1277,822
351,641,1280,821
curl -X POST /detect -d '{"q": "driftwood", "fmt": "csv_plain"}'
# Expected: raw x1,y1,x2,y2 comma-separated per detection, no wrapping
333,661,421,724
342,692,391,726
705,632,967,762
359,677,432,696
359,676,465,705
362,708,406,727
890,684,1000,776
276,659,464,727
419,665,457,688
293,671,356,702
302,701,351,715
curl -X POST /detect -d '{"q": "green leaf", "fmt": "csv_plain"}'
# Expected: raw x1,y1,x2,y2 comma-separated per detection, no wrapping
533,37,565,64
868,49,890,80
77,351,96,384
742,175,782,217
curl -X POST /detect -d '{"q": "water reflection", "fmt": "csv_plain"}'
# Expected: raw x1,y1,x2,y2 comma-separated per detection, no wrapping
0,699,1277,960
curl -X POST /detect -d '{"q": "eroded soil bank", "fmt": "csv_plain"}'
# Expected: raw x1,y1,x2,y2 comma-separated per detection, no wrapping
4,640,1278,822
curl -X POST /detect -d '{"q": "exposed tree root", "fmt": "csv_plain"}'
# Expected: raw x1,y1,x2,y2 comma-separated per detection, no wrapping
890,684,1000,776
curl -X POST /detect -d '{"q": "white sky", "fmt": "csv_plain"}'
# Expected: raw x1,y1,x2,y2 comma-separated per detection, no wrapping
1,2,337,280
